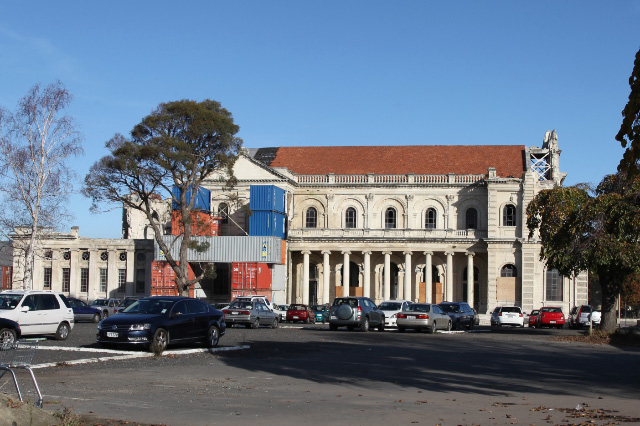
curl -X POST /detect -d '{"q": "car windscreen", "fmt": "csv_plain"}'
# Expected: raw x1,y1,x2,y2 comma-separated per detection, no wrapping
580,306,592,313
289,305,306,310
542,307,562,313
501,307,521,313
406,304,430,313
0,294,22,310
439,304,460,313
123,299,175,314
119,299,137,307
379,302,402,311
228,302,253,309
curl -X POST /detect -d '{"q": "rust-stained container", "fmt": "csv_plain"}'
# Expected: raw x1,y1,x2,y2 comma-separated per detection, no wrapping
230,262,272,299
150,260,195,297
171,211,220,237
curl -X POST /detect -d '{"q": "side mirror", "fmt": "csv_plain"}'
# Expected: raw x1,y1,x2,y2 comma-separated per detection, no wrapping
21,306,30,313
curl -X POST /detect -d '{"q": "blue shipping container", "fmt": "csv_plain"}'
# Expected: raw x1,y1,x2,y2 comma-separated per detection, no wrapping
172,186,211,212
250,185,286,213
249,211,287,239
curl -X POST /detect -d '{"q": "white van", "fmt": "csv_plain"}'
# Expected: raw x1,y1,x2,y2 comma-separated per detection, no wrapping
0,290,75,340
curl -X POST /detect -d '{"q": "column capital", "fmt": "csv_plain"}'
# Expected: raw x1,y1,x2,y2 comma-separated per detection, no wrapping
466,251,475,257
445,251,455,256
321,250,331,255
362,250,372,256
423,251,433,256
341,251,351,255
382,251,393,256
403,251,413,255
301,250,312,255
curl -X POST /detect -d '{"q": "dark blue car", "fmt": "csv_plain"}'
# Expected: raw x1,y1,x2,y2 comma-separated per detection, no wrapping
0,317,21,343
68,297,102,323
96,296,226,352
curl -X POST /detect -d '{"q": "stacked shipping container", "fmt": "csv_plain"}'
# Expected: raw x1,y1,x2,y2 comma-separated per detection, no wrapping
248,185,287,239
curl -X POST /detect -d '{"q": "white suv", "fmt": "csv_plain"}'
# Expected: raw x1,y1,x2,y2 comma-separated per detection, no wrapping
0,290,75,340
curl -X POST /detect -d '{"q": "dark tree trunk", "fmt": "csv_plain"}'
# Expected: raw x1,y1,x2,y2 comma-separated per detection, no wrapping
599,275,620,332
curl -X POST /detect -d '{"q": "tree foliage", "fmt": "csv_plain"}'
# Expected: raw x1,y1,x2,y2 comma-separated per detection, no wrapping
616,47,640,175
83,99,242,296
526,173,640,330
0,81,83,289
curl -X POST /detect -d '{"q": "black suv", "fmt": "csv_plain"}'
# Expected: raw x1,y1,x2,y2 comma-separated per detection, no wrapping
328,297,385,332
438,302,477,330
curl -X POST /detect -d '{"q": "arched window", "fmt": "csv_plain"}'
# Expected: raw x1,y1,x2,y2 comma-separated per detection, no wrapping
345,207,357,228
218,203,229,224
305,207,317,228
466,208,478,229
385,208,396,229
500,264,517,277
503,204,516,227
425,208,437,229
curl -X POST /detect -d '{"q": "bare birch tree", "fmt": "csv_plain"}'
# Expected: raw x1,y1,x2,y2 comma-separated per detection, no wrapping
0,81,83,289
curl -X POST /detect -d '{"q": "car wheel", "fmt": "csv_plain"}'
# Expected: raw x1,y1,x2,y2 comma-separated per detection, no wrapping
429,321,437,334
271,318,279,329
329,323,338,331
151,328,168,353
446,321,452,331
206,326,220,348
360,318,370,332
92,313,101,323
54,322,70,340
398,326,406,333
0,328,16,343
250,318,259,329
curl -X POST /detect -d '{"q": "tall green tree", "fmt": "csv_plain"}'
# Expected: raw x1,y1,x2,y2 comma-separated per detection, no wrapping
616,47,640,175
83,99,242,296
526,173,640,331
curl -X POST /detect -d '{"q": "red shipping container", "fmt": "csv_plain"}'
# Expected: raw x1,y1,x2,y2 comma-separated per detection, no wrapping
171,211,220,237
231,262,272,293
150,260,195,297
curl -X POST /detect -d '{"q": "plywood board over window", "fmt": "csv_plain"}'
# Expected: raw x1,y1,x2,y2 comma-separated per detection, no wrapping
497,277,521,304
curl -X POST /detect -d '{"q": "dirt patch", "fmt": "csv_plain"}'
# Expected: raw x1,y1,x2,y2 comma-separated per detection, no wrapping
0,393,165,426
552,328,640,346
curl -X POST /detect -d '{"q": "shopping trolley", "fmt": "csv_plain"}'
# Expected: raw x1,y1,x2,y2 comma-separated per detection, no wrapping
0,340,43,408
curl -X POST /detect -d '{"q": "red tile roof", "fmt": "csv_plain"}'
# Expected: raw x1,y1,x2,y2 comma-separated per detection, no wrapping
265,145,526,177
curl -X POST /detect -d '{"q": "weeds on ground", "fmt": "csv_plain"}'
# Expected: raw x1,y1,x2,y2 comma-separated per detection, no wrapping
150,341,165,357
553,328,640,346
54,407,81,426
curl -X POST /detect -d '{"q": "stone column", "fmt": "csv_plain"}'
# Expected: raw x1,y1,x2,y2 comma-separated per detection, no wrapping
446,251,454,301
302,250,311,305
362,251,371,299
424,251,433,303
108,250,117,297
467,252,475,307
126,249,134,296
383,251,391,301
322,250,331,304
342,251,350,297
89,249,99,300
404,251,412,301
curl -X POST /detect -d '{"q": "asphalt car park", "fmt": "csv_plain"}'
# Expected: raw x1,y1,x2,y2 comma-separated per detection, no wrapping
3,321,640,426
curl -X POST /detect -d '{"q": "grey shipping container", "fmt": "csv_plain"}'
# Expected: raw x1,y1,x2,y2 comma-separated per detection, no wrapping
155,235,283,263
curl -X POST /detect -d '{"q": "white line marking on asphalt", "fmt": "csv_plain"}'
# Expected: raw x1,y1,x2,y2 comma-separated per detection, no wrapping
31,345,250,369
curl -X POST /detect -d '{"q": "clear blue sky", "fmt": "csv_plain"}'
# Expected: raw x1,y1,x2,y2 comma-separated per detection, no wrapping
1,1,639,238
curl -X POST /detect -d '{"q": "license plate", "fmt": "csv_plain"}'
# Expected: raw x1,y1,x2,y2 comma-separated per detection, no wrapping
107,332,118,338
293,316,299,319
231,312,238,315
550,320,556,323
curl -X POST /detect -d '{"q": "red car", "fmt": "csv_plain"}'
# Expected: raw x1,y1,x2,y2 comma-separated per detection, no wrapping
537,306,565,329
528,309,540,327
286,304,315,324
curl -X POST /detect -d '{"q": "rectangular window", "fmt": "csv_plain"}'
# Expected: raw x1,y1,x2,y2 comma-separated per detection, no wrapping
135,268,145,294
546,269,563,301
118,269,126,293
62,268,70,293
43,268,52,290
80,268,89,293
99,268,108,293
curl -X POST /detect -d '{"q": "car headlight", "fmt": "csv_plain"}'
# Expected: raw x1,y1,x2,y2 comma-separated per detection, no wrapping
391,314,397,319
129,323,151,331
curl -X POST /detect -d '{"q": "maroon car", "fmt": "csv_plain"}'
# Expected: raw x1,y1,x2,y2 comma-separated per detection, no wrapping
528,309,540,327
286,304,315,324
537,306,565,329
